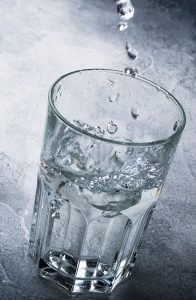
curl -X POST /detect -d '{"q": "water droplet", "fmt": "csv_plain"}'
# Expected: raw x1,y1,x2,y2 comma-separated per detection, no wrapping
118,22,128,31
64,155,73,166
95,126,105,136
51,211,60,219
125,67,133,74
116,0,134,21
173,121,178,131
107,121,118,134
57,85,62,94
108,78,115,85
79,186,83,193
50,201,56,208
124,67,138,77
126,42,131,50
64,239,71,250
127,47,138,60
109,93,120,102
131,106,140,119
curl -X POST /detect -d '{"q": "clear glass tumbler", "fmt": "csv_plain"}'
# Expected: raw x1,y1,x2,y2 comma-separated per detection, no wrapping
29,69,185,294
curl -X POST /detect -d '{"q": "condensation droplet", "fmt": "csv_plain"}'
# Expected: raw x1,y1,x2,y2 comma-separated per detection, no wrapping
109,93,120,102
125,67,133,74
126,42,131,50
108,78,115,85
124,67,138,77
51,211,60,219
131,106,140,119
173,121,178,131
127,48,138,60
118,22,128,31
64,155,73,166
107,121,118,134
64,239,71,250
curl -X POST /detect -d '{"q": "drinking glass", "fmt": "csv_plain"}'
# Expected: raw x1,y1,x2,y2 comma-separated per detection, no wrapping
29,69,185,294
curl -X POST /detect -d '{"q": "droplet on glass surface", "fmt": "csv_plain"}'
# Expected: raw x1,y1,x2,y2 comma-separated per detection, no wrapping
64,155,73,166
124,67,138,77
127,48,138,60
108,78,115,85
131,106,140,119
107,121,118,134
109,93,120,102
51,211,60,219
173,121,178,131
64,239,71,250
95,126,105,136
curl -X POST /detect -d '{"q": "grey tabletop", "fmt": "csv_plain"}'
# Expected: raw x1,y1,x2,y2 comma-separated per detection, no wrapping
0,0,195,299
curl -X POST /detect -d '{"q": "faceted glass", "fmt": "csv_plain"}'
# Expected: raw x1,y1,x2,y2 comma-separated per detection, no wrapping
29,69,185,294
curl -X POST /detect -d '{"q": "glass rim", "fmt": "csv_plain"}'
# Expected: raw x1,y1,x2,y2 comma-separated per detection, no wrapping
48,68,186,147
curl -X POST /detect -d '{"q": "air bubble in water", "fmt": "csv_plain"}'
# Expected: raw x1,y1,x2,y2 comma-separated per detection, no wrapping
118,22,128,31
131,106,140,119
116,0,134,21
107,121,118,134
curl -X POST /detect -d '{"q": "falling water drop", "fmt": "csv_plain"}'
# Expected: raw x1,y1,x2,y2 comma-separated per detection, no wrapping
126,42,138,60
107,121,118,134
118,22,128,31
115,0,135,21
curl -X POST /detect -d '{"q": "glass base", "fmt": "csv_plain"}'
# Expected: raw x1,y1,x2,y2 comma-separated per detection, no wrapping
37,251,134,294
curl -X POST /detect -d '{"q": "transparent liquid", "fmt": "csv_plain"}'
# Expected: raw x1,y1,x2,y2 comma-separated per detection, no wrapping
29,123,166,293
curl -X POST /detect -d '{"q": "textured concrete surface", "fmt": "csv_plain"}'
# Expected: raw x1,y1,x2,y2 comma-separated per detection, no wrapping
0,0,195,299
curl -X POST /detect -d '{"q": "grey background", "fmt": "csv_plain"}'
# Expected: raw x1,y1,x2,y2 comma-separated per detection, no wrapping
0,0,195,299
